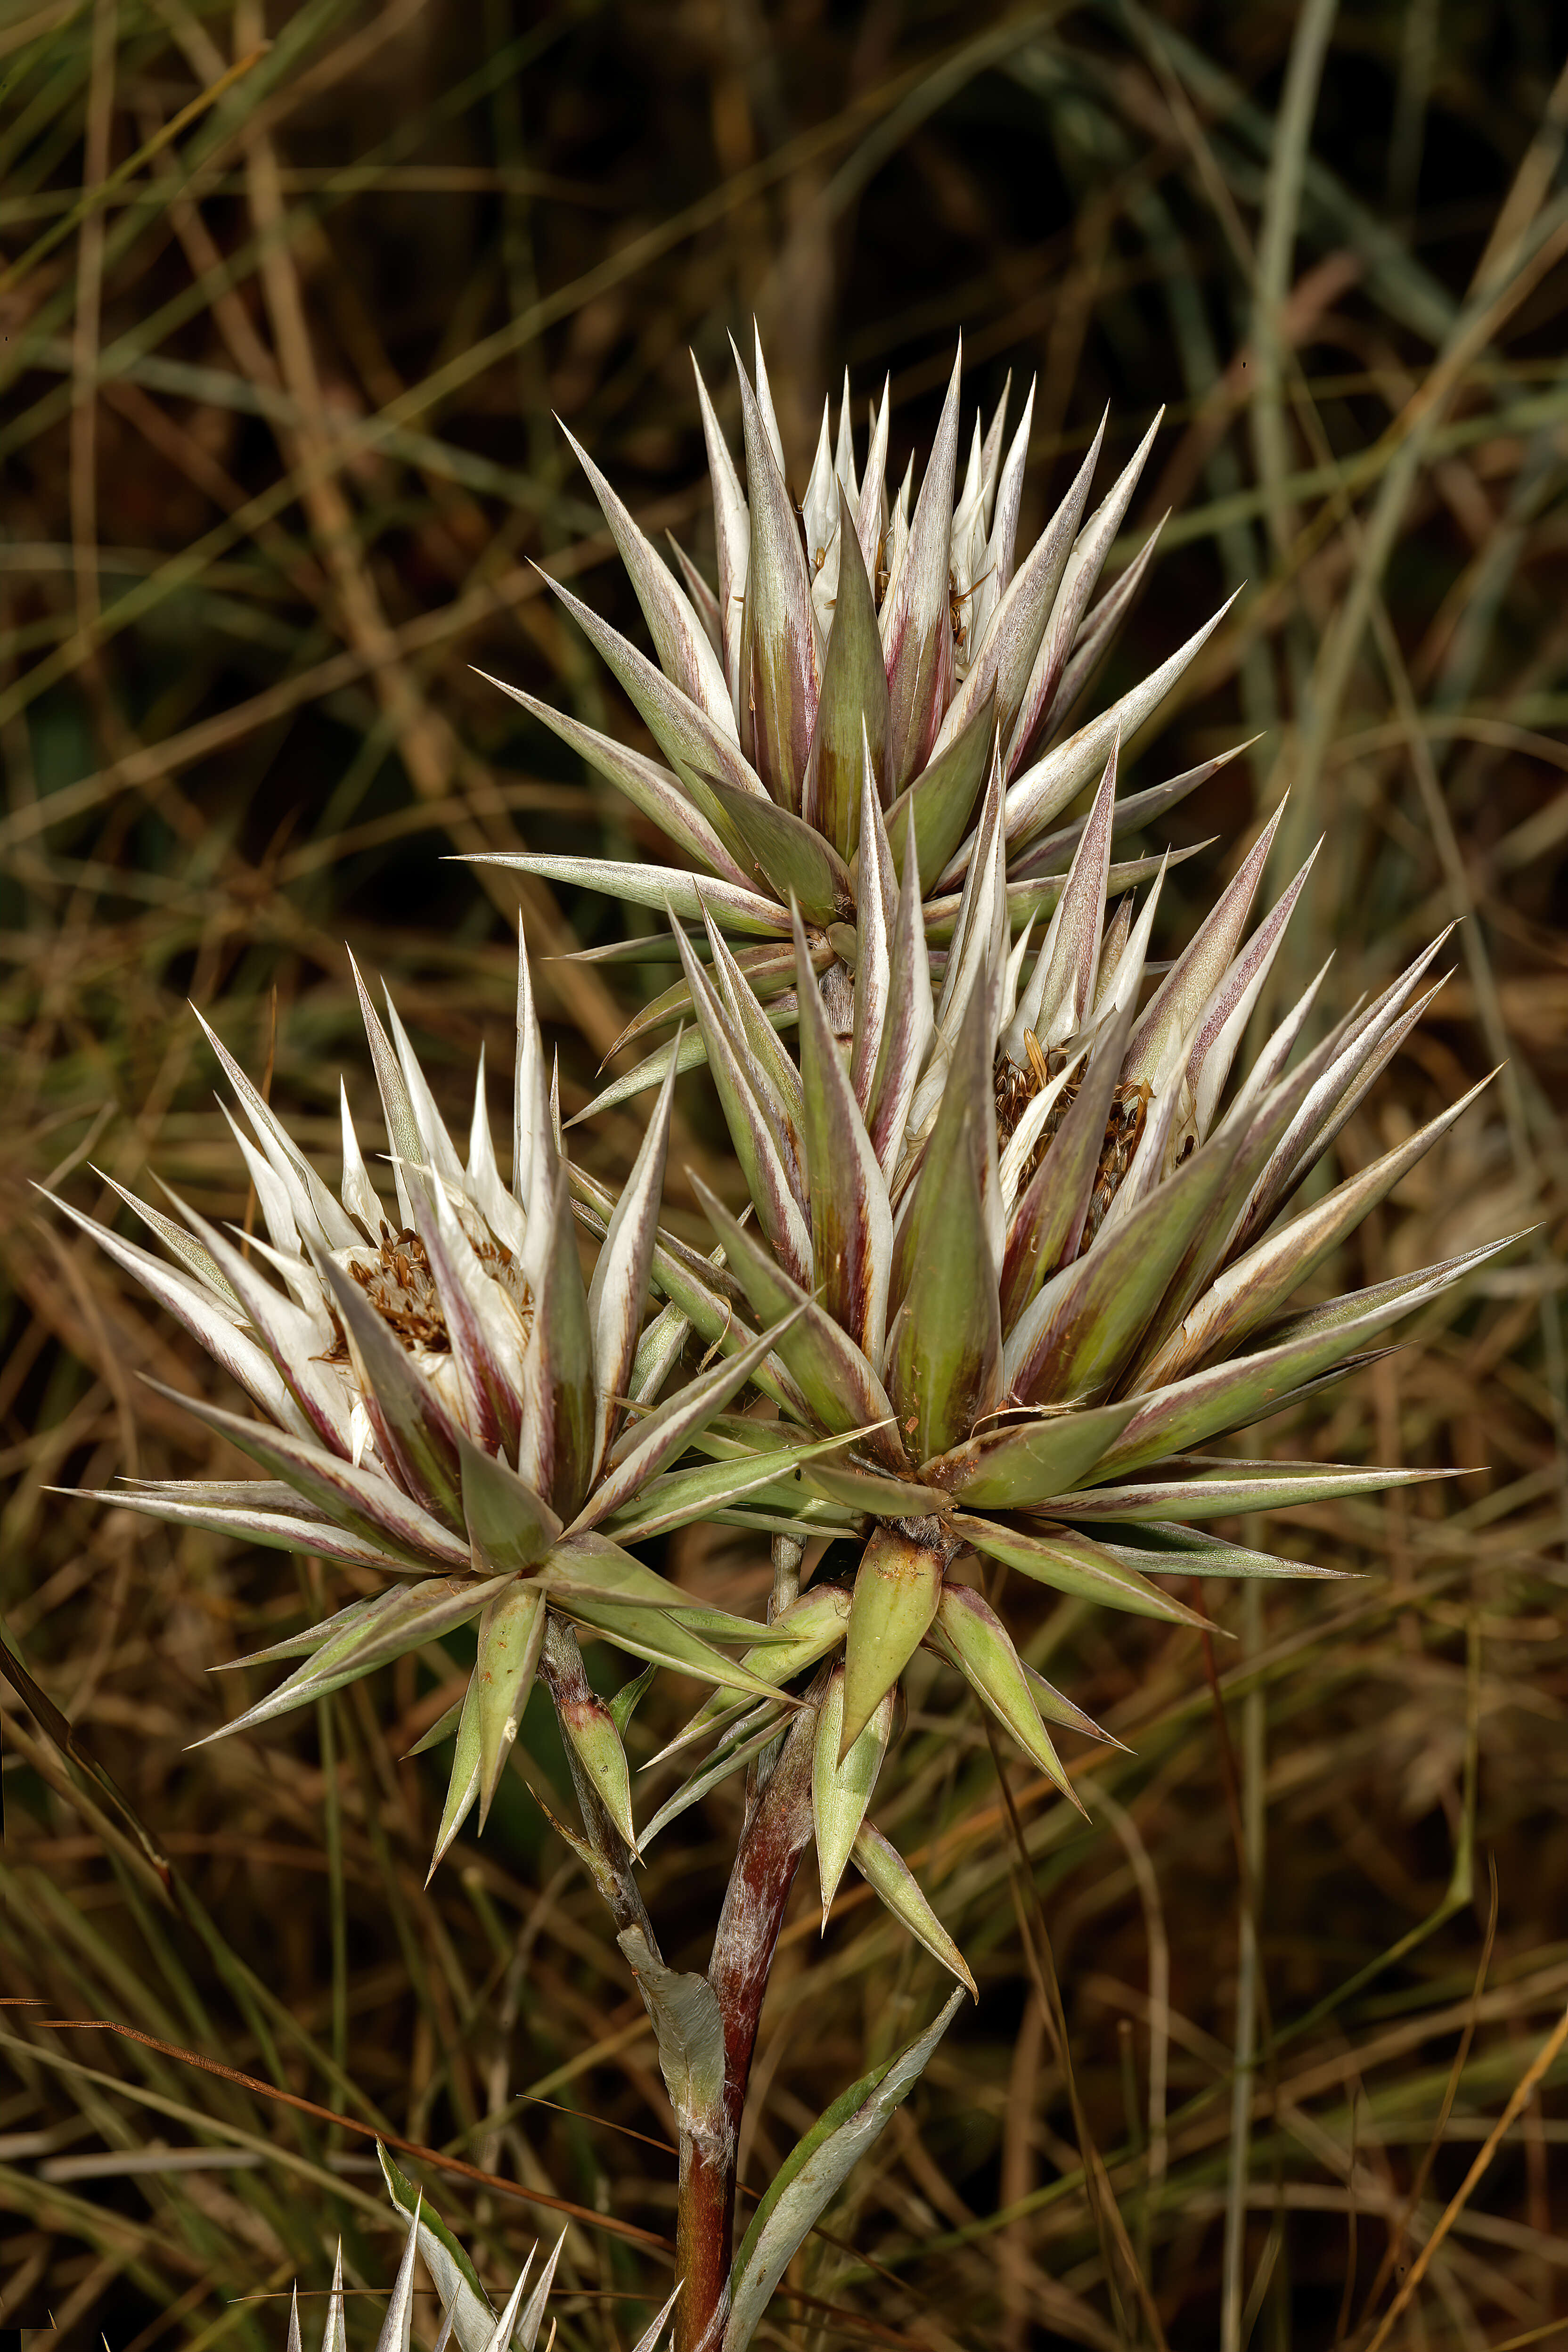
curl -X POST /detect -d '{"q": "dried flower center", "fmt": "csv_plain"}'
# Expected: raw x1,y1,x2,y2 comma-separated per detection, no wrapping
993,1035,1154,1248
327,1223,531,1360
349,1226,450,1349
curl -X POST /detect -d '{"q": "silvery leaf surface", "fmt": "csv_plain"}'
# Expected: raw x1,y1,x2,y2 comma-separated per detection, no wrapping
374,2182,423,2352
316,1252,465,1530
668,528,724,653
600,1425,869,1545
98,1486,429,1577
723,1991,966,2352
867,834,935,1178
1096,1529,1350,1581
674,925,811,1282
849,727,897,1114
693,353,750,706
1007,734,1119,1055
936,415,1103,761
586,1043,678,1471
574,1308,804,1534
1005,1116,1243,1407
471,853,790,938
1036,509,1167,747
700,907,809,1135
377,2149,510,2352
1053,1462,1459,1521
1137,1071,1494,1388
1123,803,1287,1093
1015,739,1252,879
1006,410,1160,774
412,1185,527,1462
41,1189,294,1429
998,1002,1141,1326
599,938,792,1058
140,1378,468,1568
538,568,766,805
981,590,1236,881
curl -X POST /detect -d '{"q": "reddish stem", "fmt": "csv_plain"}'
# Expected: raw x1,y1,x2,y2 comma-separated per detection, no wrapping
678,1698,819,2352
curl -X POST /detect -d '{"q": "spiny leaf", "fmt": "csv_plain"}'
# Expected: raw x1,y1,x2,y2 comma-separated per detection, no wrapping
804,479,890,861
315,1250,464,1531
840,1523,945,1756
691,1172,906,1470
1095,1234,1519,1476
930,1584,1078,1804
139,1377,468,1569
885,985,1003,1461
736,354,817,808
882,344,962,793
199,1575,513,1745
472,1580,548,1827
885,687,996,894
813,1669,893,1918
458,1431,563,1576
794,899,893,1367
953,1514,1210,1626
704,777,854,923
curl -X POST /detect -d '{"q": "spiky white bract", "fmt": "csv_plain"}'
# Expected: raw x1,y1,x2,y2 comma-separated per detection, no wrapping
468,332,1250,1120
281,2149,677,2352
45,937,832,1875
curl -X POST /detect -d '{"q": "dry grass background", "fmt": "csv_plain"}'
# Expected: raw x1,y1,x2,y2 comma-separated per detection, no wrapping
2,1,1567,2346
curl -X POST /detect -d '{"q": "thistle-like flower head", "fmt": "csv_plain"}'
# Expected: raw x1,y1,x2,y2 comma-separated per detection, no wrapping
625,727,1511,1831
472,333,1241,1117
47,938,829,1875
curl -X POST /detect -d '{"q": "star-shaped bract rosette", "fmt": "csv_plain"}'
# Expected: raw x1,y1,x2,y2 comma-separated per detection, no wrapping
616,730,1514,1831
45,935,853,1877
469,332,1247,1120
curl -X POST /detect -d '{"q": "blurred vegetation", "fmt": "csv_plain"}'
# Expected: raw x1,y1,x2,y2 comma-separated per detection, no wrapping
2,0,1567,2346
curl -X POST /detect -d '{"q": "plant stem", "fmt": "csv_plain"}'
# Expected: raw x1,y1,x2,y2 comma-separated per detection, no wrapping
541,1615,821,2352
686,1694,819,2352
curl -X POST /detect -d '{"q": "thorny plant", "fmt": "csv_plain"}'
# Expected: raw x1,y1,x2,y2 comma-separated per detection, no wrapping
44,340,1524,2352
